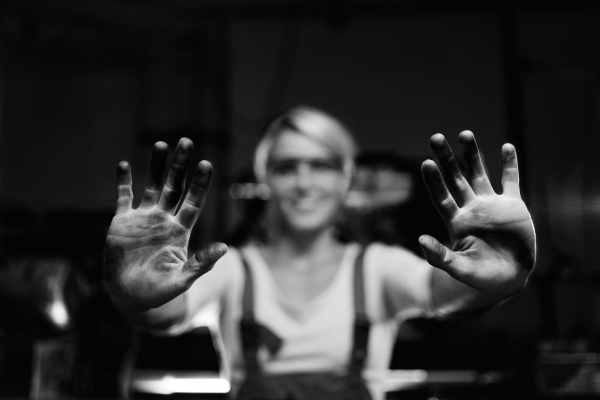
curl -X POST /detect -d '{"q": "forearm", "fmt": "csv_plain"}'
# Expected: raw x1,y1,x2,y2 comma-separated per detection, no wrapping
430,268,519,319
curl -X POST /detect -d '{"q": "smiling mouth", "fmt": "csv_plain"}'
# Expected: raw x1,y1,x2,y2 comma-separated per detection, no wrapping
290,198,321,211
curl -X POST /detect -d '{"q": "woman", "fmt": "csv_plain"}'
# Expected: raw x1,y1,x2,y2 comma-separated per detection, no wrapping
104,106,536,400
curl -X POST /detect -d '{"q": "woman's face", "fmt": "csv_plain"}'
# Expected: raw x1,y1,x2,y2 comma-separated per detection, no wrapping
265,129,351,233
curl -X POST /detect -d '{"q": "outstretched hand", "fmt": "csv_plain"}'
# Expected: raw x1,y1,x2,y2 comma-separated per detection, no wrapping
104,138,227,313
420,131,536,299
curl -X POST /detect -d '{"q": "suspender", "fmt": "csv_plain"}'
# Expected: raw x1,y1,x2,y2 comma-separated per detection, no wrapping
239,246,371,375
241,256,255,317
353,247,367,318
350,247,371,374
240,256,260,372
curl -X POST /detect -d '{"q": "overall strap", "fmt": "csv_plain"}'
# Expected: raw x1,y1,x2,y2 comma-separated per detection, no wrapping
239,249,284,374
349,245,371,375
240,246,371,376
241,252,255,317
239,251,261,372
353,246,367,319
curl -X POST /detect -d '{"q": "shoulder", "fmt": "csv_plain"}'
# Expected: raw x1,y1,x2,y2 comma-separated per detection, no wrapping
359,242,432,321
197,245,245,287
363,242,432,284
180,246,246,319
214,245,244,273
364,242,428,269
219,245,243,264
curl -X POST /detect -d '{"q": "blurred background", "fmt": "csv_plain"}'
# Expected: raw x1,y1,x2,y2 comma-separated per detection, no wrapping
1,0,600,399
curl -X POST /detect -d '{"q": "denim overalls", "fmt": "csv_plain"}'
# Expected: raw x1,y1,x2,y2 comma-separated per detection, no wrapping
234,247,373,400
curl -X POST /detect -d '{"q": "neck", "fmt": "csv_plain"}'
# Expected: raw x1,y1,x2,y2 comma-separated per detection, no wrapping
257,227,344,274
288,227,336,249
256,217,340,255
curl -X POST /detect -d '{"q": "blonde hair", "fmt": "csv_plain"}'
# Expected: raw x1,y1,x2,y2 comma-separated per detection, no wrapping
254,106,357,182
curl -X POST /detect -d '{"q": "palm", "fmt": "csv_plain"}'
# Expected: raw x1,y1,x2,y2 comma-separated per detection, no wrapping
105,210,189,309
104,139,226,312
421,132,536,297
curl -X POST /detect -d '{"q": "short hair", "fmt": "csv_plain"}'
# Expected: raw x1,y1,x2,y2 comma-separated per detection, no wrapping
254,106,358,182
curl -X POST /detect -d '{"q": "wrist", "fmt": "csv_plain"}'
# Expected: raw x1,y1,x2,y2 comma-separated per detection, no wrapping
104,280,150,315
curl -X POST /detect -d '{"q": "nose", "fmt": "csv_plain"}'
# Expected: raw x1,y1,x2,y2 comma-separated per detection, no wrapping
293,163,312,188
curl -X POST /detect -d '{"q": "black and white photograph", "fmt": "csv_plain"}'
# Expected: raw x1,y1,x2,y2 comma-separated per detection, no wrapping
0,1,599,399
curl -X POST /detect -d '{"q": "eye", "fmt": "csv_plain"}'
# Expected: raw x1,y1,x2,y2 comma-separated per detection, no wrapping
269,161,297,175
310,160,334,171
309,159,342,172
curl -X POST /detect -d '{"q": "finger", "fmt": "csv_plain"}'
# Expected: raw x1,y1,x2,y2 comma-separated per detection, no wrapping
116,161,133,214
422,159,459,221
182,243,228,280
177,160,213,229
501,143,520,198
158,138,194,213
418,235,457,273
429,133,476,206
139,142,169,209
457,131,495,196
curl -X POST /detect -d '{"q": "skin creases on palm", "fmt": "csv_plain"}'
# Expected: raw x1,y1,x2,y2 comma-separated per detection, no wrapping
450,194,534,247
104,210,190,310
449,236,528,296
445,195,536,296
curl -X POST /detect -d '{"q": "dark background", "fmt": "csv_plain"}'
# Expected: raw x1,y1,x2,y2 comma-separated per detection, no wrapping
1,0,600,399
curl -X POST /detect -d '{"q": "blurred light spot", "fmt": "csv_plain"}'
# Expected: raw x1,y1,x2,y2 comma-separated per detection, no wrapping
229,183,270,200
47,301,70,329
132,375,230,394
229,183,244,200
255,184,271,200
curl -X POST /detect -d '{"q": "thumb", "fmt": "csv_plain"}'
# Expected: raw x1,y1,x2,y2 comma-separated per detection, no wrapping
418,235,457,274
183,242,228,279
